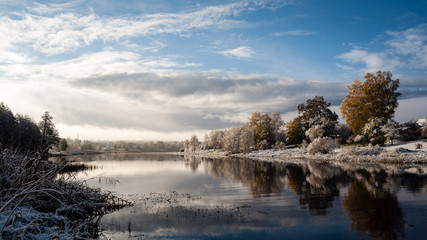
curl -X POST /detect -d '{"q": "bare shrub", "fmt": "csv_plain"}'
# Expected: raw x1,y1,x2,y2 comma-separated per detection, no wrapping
307,137,340,155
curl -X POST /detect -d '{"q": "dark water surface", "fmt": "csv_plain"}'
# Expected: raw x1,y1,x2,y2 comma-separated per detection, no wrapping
63,153,427,240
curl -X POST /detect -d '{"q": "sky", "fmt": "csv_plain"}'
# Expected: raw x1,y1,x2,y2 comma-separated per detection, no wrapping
1,0,426,141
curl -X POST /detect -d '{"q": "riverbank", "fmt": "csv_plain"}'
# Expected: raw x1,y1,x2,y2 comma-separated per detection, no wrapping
0,150,130,239
184,139,427,164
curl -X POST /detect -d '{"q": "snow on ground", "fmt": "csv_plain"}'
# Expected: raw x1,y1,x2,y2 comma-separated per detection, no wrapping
188,139,427,164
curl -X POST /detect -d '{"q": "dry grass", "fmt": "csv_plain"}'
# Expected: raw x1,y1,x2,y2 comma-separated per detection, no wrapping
0,149,130,239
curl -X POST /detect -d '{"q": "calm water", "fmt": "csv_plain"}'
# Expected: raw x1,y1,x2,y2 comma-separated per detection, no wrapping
61,153,427,240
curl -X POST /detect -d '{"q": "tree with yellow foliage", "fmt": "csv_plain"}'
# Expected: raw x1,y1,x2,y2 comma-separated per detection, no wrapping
340,71,401,134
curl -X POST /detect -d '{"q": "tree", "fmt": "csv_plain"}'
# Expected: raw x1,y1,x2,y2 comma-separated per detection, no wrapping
223,125,254,153
188,135,199,152
80,140,94,151
58,138,68,151
297,96,338,126
341,71,401,134
297,96,338,139
208,130,225,149
0,102,15,147
12,114,42,152
286,117,303,145
38,111,60,152
248,112,276,149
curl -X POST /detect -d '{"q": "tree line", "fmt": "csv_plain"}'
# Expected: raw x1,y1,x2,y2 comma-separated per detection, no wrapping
184,71,427,154
58,139,183,153
0,103,59,154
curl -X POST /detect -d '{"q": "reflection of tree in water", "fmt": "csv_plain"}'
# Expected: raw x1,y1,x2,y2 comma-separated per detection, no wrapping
286,162,350,215
400,173,427,193
201,158,286,198
343,180,405,240
250,162,285,197
183,155,200,172
62,153,183,162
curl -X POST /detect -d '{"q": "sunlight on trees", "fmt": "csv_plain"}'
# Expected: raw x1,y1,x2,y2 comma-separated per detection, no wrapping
341,71,401,135
248,112,275,149
286,117,303,145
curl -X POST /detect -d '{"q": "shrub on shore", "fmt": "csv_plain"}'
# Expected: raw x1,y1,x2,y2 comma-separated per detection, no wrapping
0,150,130,239
307,137,340,155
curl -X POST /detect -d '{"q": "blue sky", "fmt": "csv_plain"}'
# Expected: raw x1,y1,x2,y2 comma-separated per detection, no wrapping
1,0,426,140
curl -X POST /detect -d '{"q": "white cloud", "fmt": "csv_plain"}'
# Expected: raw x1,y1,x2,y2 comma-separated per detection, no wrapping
0,51,199,82
271,30,316,37
335,63,354,71
386,24,427,67
335,49,399,73
219,46,255,58
336,24,427,72
336,49,384,69
0,0,285,56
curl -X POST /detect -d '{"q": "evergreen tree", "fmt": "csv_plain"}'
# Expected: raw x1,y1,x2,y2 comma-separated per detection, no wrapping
0,102,15,147
38,111,60,152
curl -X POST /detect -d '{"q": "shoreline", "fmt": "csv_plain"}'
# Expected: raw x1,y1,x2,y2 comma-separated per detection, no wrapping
183,139,427,165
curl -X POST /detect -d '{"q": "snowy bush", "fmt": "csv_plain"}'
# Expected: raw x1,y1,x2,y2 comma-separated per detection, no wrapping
399,120,421,141
334,123,352,143
421,117,427,138
353,135,366,143
340,144,382,156
362,118,386,145
381,122,401,145
307,137,340,155
305,125,325,141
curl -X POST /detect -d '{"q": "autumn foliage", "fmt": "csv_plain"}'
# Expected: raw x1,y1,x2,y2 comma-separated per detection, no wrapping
340,71,401,135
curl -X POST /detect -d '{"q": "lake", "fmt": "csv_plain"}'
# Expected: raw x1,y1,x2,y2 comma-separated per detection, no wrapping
61,153,427,240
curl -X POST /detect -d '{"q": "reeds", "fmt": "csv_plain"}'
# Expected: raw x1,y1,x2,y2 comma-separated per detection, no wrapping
0,149,130,239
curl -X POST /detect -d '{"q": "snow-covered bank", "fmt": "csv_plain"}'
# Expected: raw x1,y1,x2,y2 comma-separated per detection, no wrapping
0,150,130,239
186,139,427,164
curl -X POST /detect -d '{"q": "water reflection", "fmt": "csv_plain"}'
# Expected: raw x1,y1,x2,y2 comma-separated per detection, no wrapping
184,156,426,239
343,180,405,240
64,153,427,239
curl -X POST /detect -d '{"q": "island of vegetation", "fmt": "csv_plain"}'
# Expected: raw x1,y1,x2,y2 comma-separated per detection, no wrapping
182,71,427,163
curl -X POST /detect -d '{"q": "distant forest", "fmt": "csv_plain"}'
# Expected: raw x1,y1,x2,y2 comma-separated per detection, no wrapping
0,102,182,153
63,138,183,153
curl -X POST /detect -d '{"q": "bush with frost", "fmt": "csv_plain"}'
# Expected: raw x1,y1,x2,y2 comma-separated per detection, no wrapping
334,123,352,143
340,144,383,156
381,121,401,145
307,137,340,155
362,118,386,145
352,135,366,143
420,117,427,138
399,120,421,141
305,124,325,141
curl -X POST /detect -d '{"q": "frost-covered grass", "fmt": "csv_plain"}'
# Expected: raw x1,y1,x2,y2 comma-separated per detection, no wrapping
0,149,130,239
191,139,427,164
